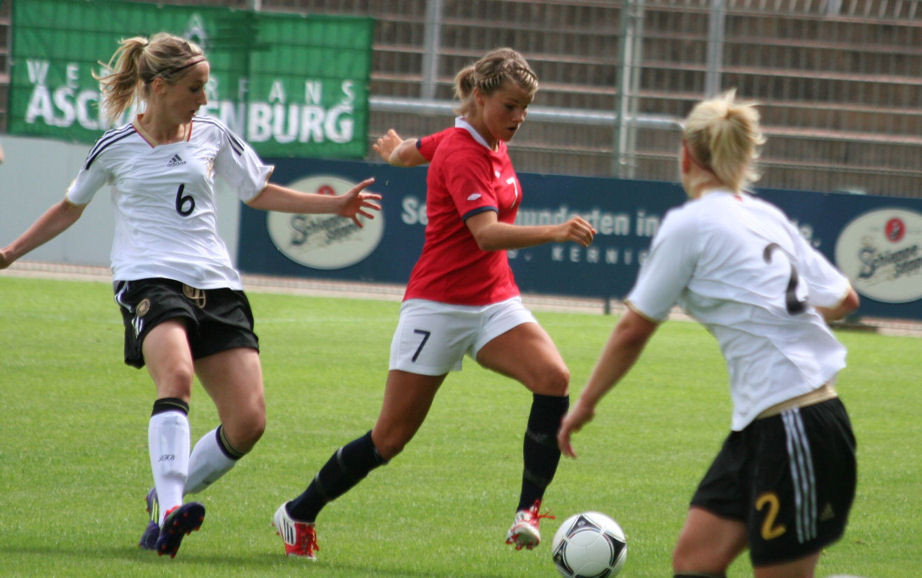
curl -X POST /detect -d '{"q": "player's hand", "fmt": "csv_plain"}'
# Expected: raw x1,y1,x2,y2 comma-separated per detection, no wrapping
373,129,404,163
558,216,596,248
337,177,382,227
0,248,13,270
557,399,596,459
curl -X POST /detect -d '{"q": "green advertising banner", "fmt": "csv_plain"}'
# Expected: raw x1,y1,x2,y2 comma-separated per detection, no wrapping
9,0,373,158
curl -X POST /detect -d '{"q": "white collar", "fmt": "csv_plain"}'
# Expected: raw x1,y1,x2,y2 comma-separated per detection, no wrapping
454,116,493,150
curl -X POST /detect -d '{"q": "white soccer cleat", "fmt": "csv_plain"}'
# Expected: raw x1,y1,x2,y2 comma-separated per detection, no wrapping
273,502,319,560
506,499,555,550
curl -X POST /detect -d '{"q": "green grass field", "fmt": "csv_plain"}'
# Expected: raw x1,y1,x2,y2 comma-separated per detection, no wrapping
0,275,918,577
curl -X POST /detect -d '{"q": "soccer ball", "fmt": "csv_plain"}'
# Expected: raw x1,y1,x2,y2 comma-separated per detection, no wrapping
551,511,627,578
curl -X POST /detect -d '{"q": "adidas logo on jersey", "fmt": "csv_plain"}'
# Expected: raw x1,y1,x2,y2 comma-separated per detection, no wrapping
167,154,186,168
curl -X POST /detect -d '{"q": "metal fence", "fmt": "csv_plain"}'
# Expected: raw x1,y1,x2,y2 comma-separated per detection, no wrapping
2,0,920,197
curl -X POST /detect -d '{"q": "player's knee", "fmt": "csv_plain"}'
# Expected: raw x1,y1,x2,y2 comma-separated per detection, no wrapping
371,431,411,461
672,543,729,577
531,363,570,396
242,414,266,448
672,540,692,571
374,439,405,461
241,415,266,451
155,364,196,397
225,409,266,454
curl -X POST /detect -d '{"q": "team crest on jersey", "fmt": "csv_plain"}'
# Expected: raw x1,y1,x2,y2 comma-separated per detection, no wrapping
136,298,150,317
167,154,186,168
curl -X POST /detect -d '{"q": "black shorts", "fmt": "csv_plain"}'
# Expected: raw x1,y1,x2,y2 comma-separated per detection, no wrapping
114,278,259,368
690,397,856,566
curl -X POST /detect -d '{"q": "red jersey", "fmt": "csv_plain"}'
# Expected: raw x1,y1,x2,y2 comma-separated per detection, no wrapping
404,123,522,305
416,127,453,161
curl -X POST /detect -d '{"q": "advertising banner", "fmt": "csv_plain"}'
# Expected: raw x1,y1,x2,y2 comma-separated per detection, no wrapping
8,0,373,158
236,158,692,294
237,158,922,321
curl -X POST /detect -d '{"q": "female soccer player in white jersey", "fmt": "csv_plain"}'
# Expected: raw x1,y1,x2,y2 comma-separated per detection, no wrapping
273,48,597,560
558,90,860,578
0,32,380,558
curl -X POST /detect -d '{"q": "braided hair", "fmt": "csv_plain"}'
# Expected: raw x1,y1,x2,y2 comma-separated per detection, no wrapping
453,47,539,116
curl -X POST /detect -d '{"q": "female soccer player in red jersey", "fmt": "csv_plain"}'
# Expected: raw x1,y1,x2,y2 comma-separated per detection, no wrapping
275,47,597,559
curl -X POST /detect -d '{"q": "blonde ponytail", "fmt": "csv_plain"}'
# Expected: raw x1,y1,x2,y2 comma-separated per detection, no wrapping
95,32,205,125
683,90,765,192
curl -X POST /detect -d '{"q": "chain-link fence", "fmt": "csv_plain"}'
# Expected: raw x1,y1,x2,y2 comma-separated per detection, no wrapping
2,0,919,196
270,0,922,197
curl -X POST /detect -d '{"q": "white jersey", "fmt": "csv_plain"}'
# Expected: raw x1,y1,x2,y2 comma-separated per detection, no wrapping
66,115,273,289
626,189,852,430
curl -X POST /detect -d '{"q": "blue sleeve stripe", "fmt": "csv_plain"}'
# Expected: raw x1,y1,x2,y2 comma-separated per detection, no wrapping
195,116,245,155
85,126,137,169
461,206,498,220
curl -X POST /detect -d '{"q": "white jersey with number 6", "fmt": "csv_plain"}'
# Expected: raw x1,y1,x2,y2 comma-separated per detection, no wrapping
626,189,853,430
66,115,273,290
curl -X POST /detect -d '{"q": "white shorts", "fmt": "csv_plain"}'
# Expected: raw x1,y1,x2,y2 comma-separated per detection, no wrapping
389,297,537,375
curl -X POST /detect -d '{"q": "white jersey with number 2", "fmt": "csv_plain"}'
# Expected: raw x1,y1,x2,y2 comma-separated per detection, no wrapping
626,189,852,430
66,115,273,290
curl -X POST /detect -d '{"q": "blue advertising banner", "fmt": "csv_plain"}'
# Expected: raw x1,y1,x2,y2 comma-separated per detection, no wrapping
238,158,922,321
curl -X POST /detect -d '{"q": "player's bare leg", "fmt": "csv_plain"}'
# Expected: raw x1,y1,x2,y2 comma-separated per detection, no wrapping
141,321,204,557
673,507,747,576
478,322,569,549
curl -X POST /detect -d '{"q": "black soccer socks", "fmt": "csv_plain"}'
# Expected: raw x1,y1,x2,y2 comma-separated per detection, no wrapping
518,394,569,511
288,430,387,522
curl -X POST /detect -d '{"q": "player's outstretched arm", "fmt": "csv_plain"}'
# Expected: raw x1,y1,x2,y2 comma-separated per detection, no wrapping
0,199,86,269
246,178,382,227
558,308,658,458
373,129,427,167
465,211,597,252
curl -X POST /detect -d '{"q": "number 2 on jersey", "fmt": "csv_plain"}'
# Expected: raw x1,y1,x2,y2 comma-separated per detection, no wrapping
756,492,786,540
762,243,806,315
175,184,195,216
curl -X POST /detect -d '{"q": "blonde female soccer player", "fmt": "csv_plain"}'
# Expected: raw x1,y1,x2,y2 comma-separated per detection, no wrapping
0,32,380,558
274,47,597,560
558,90,859,578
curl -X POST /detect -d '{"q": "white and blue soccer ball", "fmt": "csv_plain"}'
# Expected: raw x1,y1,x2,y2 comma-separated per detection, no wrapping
551,511,627,578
